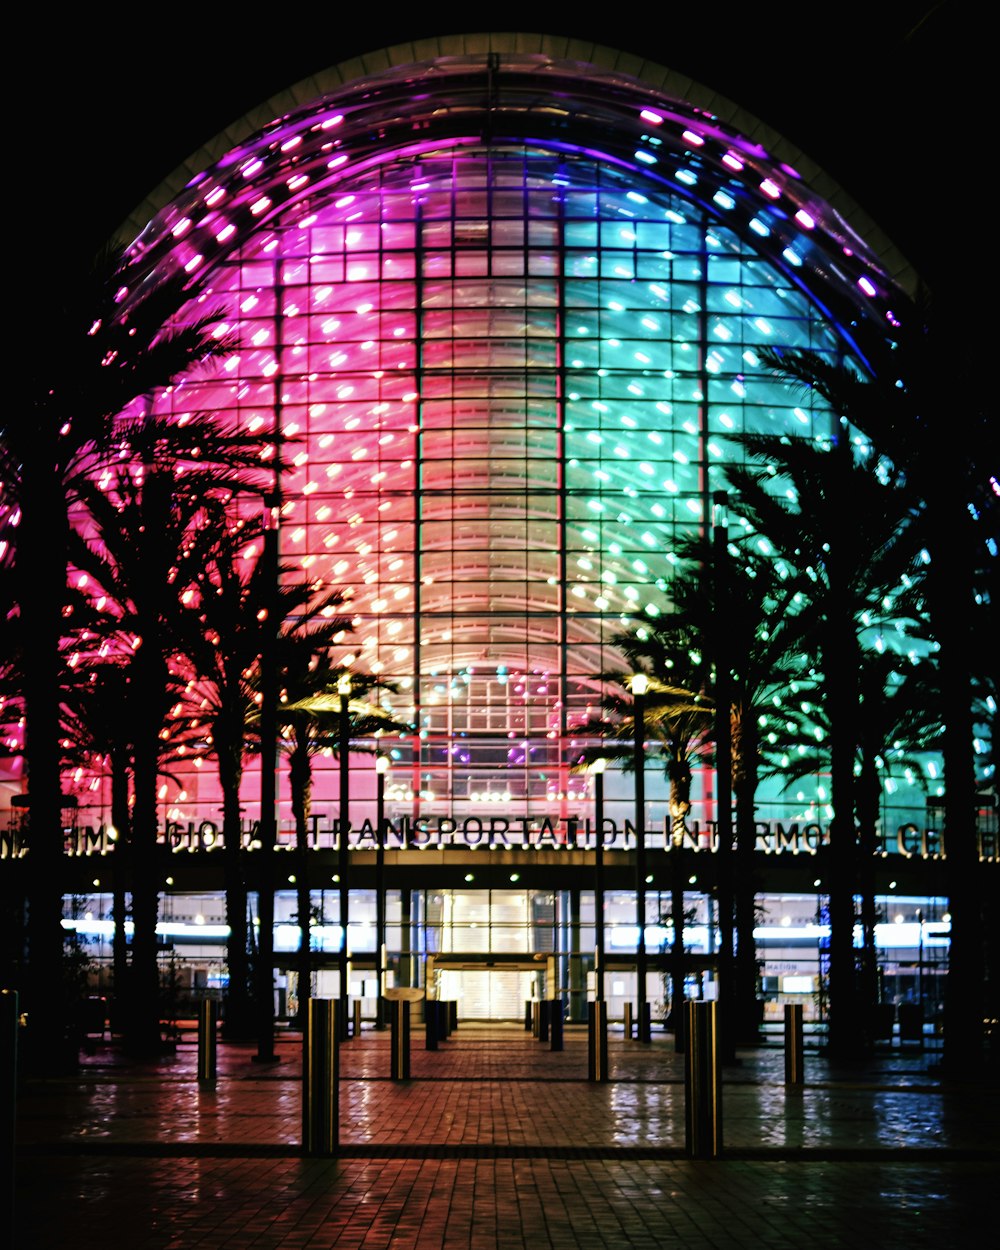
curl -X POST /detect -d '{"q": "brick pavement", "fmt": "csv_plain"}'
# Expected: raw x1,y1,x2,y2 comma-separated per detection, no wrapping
11,1021,999,1249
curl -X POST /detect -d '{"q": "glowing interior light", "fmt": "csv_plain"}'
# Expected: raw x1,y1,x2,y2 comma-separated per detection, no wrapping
749,218,770,237
858,276,878,297
794,209,817,229
635,150,658,164
639,109,663,124
782,248,803,267
722,152,744,171
760,178,781,198
681,129,705,146
713,191,735,210
675,169,697,186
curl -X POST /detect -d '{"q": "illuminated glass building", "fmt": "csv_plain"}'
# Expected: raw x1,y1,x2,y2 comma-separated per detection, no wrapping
12,38,991,1020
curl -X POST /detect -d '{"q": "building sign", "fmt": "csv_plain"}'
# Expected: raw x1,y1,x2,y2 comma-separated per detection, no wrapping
2,813,990,860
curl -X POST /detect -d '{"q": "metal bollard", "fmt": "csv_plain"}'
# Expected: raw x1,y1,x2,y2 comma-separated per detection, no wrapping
390,1000,410,1081
588,1000,608,1082
624,1002,634,1039
525,1000,533,1031
425,999,439,1050
538,999,551,1043
352,999,363,1038
449,1000,458,1032
197,999,218,1088
784,1002,804,1086
532,1000,540,1038
303,998,339,1156
549,1001,564,1052
684,1000,722,1159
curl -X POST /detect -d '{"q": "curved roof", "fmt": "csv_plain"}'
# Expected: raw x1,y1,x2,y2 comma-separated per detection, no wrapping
119,35,917,348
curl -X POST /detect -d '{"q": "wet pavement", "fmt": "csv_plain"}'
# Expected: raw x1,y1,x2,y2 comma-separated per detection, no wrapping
11,1020,1000,1248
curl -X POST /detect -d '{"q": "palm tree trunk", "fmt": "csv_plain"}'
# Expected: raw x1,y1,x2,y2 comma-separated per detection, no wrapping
219,745,253,1039
19,462,74,1073
109,753,131,1025
824,613,863,1060
933,504,985,1072
125,650,168,1057
856,750,882,1026
733,709,761,1044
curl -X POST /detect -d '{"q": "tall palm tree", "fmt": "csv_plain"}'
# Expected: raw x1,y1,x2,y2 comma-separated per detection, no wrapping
576,645,714,1042
663,530,813,1044
4,242,233,1070
774,648,943,1021
724,421,922,1059
69,419,267,1055
278,659,408,1024
757,332,995,1070
176,526,280,1040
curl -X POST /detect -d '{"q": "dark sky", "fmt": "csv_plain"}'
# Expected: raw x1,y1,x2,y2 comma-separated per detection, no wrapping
24,5,976,300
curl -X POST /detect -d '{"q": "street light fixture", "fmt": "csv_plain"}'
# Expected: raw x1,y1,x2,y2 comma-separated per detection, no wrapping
631,672,651,1042
337,671,352,1039
590,757,608,1003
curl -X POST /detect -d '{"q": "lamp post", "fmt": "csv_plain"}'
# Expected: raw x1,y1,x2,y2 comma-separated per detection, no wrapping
375,753,389,1030
255,491,280,1064
590,758,607,1003
337,671,351,1040
712,488,735,1060
632,672,651,1042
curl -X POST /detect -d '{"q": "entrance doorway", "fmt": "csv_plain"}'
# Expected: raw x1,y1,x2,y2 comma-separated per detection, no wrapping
437,967,537,1019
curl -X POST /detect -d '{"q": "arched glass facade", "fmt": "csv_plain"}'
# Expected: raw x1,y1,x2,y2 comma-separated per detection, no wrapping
76,50,924,835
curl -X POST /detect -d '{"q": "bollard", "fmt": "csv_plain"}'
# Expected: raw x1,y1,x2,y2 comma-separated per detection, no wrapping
449,1000,458,1032
684,1000,722,1159
638,1001,652,1044
197,999,218,1088
2,989,17,1243
390,1000,410,1081
438,1001,451,1041
624,1002,634,1039
425,999,439,1050
784,1002,804,1086
353,999,363,1038
303,998,339,1156
588,999,608,1082
525,1000,533,1031
538,999,551,1043
549,1000,564,1052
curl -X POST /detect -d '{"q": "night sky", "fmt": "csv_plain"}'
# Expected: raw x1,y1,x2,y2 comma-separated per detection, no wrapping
23,6,976,305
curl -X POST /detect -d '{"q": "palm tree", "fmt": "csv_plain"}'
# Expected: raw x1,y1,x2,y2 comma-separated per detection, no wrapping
757,332,994,1070
69,419,267,1055
278,658,408,1025
3,242,233,1070
663,529,813,1044
576,643,714,1043
175,525,285,1040
774,648,943,1021
724,416,922,1059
